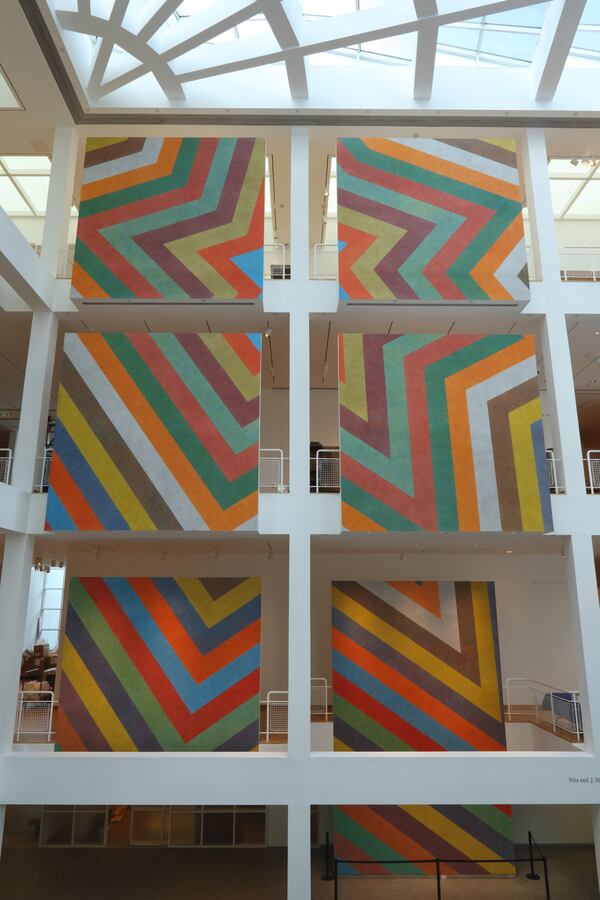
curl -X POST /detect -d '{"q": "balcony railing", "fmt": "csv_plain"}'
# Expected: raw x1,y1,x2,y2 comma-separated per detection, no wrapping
14,690,54,743
264,678,331,742
504,677,583,742
0,448,13,485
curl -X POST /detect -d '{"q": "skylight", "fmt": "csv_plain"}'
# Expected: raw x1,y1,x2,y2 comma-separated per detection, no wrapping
0,157,79,220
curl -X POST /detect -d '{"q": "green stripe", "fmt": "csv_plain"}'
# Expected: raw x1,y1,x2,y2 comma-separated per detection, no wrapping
103,334,258,509
463,805,514,842
341,478,421,531
74,238,136,299
333,693,413,750
69,579,184,749
184,695,259,751
335,808,424,876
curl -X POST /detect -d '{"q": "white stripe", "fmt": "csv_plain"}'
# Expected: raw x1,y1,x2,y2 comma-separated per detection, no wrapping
494,238,530,301
64,334,208,530
359,581,462,651
83,138,164,184
465,354,537,530
391,138,519,185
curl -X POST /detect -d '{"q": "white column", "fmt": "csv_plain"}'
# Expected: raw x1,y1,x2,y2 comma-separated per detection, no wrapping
521,129,561,284
540,310,586,494
592,807,600,895
41,126,78,277
11,308,59,491
287,802,312,900
0,534,35,753
565,534,600,752
290,126,310,283
287,531,311,758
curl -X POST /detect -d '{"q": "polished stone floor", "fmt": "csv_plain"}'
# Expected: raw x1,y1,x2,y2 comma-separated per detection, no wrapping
0,844,597,899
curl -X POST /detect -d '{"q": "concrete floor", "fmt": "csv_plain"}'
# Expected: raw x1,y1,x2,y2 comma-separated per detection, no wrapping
0,844,596,899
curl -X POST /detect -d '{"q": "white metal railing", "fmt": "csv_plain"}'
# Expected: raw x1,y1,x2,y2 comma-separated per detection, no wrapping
311,243,338,280
0,448,12,484
264,243,288,279
315,449,340,493
265,690,289,742
259,448,288,492
559,247,600,282
504,677,583,741
14,690,54,743
34,447,53,492
264,679,331,741
545,449,561,494
585,450,600,494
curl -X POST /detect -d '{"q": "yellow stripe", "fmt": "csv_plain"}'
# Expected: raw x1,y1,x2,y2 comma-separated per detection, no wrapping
340,334,368,419
332,587,501,718
407,806,515,875
205,335,260,402
509,398,544,531
57,386,156,531
62,638,137,751
339,205,403,300
85,138,127,152
176,576,260,627
470,582,503,720
334,737,353,751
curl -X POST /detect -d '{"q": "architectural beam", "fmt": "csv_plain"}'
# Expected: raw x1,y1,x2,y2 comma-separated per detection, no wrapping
0,209,55,312
263,0,308,99
532,0,586,101
413,0,438,100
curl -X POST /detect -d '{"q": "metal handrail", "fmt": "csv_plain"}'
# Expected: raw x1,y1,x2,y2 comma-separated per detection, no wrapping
264,243,287,279
504,677,583,741
265,679,332,740
14,690,54,743
0,448,12,485
259,448,288,492
34,447,53,492
315,449,340,493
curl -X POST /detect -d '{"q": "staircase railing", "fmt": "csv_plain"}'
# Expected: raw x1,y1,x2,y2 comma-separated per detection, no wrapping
504,677,583,741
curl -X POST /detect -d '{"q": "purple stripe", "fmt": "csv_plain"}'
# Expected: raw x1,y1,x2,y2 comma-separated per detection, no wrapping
59,675,111,751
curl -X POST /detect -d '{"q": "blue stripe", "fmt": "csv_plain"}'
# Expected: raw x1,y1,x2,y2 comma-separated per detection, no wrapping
531,419,553,530
54,420,128,530
104,578,260,712
46,487,77,530
333,649,474,751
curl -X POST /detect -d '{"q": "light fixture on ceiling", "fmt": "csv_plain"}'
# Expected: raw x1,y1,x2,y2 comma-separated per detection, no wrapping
264,325,272,338
581,159,597,169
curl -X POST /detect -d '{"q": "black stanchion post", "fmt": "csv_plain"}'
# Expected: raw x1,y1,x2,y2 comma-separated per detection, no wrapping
334,858,338,900
543,857,551,900
526,831,541,881
435,858,442,900
321,832,334,881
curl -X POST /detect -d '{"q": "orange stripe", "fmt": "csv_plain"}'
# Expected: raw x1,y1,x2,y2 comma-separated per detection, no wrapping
363,138,520,202
445,337,534,531
48,453,104,530
81,139,181,201
223,334,261,376
333,630,505,749
133,577,260,680
387,582,441,617
79,334,256,530
470,216,524,299
71,260,109,299
342,501,385,532
344,806,437,876
54,707,87,752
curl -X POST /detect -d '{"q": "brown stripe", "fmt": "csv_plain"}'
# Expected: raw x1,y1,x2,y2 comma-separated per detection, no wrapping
488,378,538,531
334,581,481,684
62,355,181,530
439,138,517,169
201,578,249,600
84,137,146,169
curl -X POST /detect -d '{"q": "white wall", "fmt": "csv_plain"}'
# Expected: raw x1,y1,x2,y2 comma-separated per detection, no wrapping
260,389,339,455
66,550,289,699
23,569,44,651
512,805,593,844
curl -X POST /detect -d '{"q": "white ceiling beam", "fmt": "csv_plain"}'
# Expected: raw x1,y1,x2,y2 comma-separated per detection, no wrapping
0,210,55,312
175,0,548,82
413,0,438,100
263,0,308,99
532,0,587,101
87,0,129,98
153,0,266,57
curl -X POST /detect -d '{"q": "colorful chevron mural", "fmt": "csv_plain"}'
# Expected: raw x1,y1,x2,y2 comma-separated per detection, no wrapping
339,333,552,533
54,576,261,751
332,581,514,876
45,332,261,532
337,137,528,302
335,805,515,877
72,137,265,302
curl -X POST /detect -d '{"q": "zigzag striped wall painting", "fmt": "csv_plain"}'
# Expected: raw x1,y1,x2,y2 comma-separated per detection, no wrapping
72,137,264,302
332,581,514,876
335,805,515,877
45,332,261,532
339,333,553,533
54,576,261,751
337,137,528,303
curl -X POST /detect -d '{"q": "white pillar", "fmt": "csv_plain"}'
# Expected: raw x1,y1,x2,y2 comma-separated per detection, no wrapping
565,534,600,752
41,126,78,277
0,534,35,753
287,802,312,900
290,127,310,283
540,310,586,494
287,531,311,758
521,129,561,283
592,807,600,894
11,308,59,491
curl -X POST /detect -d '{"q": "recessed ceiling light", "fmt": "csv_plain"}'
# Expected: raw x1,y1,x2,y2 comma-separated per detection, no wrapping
505,549,513,554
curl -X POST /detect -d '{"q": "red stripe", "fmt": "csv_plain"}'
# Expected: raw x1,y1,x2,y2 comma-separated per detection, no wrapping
334,671,444,751
47,453,104,531
224,333,261,376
